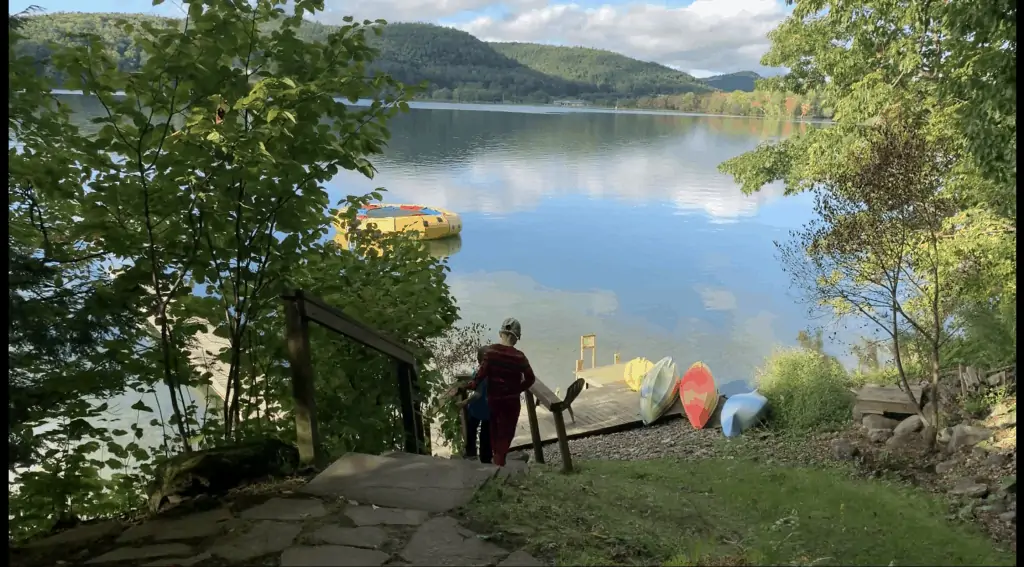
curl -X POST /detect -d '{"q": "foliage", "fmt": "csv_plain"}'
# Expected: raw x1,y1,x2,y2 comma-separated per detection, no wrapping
424,323,489,454
17,13,788,112
8,0,466,543
963,384,1013,420
755,347,854,432
718,0,1016,428
626,88,832,119
465,458,1014,566
489,42,712,96
702,71,761,92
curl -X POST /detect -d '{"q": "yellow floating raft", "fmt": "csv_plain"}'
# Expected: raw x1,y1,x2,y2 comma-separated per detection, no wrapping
336,203,463,241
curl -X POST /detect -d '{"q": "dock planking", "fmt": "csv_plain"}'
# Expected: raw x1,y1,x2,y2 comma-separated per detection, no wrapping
510,379,682,450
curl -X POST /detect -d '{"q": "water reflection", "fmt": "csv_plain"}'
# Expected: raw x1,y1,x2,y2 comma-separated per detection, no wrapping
54,96,834,402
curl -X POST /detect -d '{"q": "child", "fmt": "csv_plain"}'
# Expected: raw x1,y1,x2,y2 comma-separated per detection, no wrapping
463,346,492,464
465,318,536,467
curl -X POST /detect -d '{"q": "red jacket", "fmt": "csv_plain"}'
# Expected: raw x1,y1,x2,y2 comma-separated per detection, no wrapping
468,344,537,401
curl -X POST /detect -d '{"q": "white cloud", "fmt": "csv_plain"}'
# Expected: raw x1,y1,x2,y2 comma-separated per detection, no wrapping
316,0,788,75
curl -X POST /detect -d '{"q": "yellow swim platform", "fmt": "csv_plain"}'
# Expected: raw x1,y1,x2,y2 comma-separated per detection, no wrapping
335,203,463,241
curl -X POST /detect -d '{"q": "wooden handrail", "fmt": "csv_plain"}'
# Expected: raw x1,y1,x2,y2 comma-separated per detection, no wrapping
282,290,416,365
455,372,574,473
282,289,427,466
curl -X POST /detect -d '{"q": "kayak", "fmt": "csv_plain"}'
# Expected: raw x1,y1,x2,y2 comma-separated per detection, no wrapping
623,357,654,392
720,391,769,437
639,356,679,426
679,361,719,429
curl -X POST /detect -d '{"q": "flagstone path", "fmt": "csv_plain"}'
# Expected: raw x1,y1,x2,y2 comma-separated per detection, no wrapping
24,452,540,567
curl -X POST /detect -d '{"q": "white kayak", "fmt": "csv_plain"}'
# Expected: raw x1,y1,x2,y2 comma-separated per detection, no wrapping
721,390,769,437
639,356,679,426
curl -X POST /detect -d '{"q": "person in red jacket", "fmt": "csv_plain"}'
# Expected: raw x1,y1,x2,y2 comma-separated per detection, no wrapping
465,318,536,466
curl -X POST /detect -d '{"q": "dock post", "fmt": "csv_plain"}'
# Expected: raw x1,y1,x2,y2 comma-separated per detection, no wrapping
524,391,545,464
284,291,321,467
552,409,573,473
613,352,620,364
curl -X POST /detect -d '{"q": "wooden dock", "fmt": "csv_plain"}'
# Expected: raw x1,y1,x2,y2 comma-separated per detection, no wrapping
510,379,683,450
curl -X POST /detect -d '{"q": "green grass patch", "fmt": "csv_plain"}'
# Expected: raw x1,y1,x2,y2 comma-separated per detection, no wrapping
463,458,1014,566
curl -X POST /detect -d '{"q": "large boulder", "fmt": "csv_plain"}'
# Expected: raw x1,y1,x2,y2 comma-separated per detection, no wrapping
147,438,300,513
948,424,993,453
949,477,989,499
893,415,924,437
862,414,899,431
867,428,893,444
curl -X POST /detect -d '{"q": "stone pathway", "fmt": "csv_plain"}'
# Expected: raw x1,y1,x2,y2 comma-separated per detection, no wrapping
29,452,540,567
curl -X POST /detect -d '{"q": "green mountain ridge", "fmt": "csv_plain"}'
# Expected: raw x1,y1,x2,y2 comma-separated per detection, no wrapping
15,13,761,104
703,71,762,93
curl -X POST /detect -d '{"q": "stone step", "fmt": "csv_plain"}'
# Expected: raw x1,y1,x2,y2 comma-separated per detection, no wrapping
299,452,499,513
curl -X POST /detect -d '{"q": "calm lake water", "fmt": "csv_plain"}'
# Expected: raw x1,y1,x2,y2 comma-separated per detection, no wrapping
51,97,834,438
327,102,827,394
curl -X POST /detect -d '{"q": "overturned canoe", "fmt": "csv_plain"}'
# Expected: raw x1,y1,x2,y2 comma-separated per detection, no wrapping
720,391,769,438
639,356,679,426
679,361,719,430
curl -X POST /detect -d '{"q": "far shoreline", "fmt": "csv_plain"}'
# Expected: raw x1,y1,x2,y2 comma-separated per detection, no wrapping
49,89,832,124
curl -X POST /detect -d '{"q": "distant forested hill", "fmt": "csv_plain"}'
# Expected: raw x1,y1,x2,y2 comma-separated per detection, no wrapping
704,71,762,93
488,42,712,96
14,13,828,117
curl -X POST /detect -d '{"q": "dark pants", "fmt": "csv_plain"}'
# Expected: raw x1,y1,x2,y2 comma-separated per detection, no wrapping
465,413,492,464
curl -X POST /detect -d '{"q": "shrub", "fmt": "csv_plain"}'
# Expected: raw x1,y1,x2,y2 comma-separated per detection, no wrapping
755,348,854,432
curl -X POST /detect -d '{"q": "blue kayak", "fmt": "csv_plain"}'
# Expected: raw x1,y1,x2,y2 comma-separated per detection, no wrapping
721,391,769,437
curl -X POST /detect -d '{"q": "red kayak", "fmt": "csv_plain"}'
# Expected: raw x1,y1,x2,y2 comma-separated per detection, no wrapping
679,361,719,429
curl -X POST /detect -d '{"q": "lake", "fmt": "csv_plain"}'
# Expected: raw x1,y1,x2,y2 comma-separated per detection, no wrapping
48,97,837,453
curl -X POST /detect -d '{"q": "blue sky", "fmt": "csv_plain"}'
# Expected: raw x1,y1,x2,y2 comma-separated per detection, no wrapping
12,0,791,76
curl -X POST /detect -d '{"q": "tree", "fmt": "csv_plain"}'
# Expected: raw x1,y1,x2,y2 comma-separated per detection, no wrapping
8,0,466,541
776,105,961,439
719,0,1016,429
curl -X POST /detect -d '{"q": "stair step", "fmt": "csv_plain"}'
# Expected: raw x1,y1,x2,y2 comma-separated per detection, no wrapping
300,452,498,513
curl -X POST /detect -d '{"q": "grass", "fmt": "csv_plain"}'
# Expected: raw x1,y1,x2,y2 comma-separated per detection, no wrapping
462,458,1015,566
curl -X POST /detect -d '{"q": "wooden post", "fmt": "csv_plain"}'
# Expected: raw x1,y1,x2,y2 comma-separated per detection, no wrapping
613,352,620,364
284,292,320,467
575,359,584,373
396,361,427,454
552,409,573,473
524,391,545,464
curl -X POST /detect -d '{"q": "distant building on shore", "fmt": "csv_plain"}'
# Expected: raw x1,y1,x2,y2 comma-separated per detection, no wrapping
552,99,586,108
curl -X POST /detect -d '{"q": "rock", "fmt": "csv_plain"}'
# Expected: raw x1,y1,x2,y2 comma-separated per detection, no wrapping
142,551,212,566
118,508,233,542
937,427,954,444
998,511,1017,523
308,526,388,549
998,475,1016,494
983,453,1010,468
400,516,507,565
985,400,1016,429
281,545,390,567
344,505,429,527
147,438,299,513
862,414,899,431
240,498,327,521
867,429,893,444
935,460,958,475
949,478,989,499
957,503,976,521
830,438,859,461
948,424,993,452
86,544,193,564
979,501,1008,515
499,550,546,566
886,430,925,451
211,520,302,561
25,521,123,549
893,415,924,436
